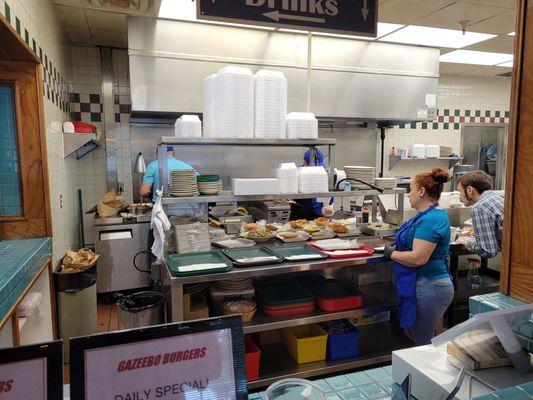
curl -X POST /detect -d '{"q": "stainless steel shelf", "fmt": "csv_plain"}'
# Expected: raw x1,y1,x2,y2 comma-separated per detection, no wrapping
248,322,412,390
160,137,336,146
389,155,463,170
166,255,382,285
242,283,396,334
162,188,406,205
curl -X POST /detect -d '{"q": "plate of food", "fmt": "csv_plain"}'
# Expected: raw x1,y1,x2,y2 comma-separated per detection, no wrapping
276,231,311,243
290,219,309,230
241,230,275,242
308,229,336,240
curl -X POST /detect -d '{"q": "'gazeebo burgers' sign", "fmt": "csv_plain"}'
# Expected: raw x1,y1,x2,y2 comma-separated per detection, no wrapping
70,316,248,400
197,0,378,37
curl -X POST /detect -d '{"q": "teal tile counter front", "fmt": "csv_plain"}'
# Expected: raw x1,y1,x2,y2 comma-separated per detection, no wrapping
0,237,52,323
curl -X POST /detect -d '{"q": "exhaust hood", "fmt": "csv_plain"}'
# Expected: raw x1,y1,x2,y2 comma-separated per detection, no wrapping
128,17,439,127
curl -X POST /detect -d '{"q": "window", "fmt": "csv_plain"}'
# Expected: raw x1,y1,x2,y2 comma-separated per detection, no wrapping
0,84,22,216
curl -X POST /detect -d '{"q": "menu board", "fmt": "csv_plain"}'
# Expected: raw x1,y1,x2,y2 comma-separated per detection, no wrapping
0,341,63,400
70,316,248,400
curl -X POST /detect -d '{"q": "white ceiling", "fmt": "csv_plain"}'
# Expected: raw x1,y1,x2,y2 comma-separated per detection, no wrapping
53,0,517,77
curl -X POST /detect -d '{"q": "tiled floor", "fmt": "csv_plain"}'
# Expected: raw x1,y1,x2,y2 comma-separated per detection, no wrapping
96,297,119,333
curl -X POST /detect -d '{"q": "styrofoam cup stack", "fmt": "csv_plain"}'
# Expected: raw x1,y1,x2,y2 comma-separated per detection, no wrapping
202,74,217,138
175,115,202,138
254,69,287,139
277,163,299,194
214,66,254,138
286,112,318,139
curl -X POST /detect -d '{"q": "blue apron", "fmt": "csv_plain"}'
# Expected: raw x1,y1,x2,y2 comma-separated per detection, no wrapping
393,203,439,329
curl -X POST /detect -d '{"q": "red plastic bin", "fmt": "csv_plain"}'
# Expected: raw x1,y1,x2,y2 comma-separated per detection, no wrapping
261,301,315,318
245,335,261,382
313,280,363,312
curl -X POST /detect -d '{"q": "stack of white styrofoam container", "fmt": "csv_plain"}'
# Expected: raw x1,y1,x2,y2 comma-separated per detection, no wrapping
410,144,426,159
298,166,329,194
276,163,299,194
175,115,202,138
286,112,319,139
202,74,216,137
214,66,254,138
254,69,287,139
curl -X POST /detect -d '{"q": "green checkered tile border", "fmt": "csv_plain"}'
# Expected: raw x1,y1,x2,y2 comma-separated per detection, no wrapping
399,109,510,130
2,1,70,113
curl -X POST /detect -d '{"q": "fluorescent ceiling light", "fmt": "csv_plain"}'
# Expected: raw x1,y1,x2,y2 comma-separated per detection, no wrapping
508,32,516,36
380,25,496,48
496,61,514,68
440,50,513,66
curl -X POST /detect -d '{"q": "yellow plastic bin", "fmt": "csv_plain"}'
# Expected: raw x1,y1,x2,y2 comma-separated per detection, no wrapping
282,324,328,364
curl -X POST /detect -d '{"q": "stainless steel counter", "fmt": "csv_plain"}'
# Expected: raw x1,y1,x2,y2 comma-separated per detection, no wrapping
161,251,391,324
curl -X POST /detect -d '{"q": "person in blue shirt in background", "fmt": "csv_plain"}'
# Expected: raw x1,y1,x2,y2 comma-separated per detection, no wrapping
384,168,454,345
140,146,197,202
290,148,325,220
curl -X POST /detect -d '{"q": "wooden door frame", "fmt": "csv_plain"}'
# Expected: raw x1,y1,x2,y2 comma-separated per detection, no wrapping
0,12,52,238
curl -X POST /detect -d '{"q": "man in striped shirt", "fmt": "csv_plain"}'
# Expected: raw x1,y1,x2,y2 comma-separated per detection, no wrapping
456,171,504,258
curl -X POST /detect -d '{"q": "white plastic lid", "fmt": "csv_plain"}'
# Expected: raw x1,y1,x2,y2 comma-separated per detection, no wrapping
279,163,297,169
218,66,253,76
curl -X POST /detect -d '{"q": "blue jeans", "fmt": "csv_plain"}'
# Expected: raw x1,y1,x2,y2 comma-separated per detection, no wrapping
405,277,454,346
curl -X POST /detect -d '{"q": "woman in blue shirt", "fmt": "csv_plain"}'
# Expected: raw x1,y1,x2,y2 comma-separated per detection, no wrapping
384,168,454,345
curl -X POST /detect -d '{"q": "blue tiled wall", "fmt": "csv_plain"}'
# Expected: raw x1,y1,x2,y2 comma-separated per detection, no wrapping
0,85,22,216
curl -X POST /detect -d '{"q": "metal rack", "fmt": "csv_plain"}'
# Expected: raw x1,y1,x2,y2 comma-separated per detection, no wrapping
157,137,338,195
160,254,406,388
156,136,409,388
388,155,463,171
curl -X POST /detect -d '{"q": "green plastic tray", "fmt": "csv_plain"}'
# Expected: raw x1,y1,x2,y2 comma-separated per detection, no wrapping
270,244,327,262
255,279,314,307
166,251,232,277
222,247,284,267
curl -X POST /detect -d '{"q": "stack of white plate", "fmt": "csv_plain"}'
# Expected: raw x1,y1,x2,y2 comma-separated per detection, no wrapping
286,112,318,139
277,163,299,194
175,115,202,138
344,166,376,190
174,222,211,254
254,69,287,139
374,177,397,189
298,166,329,194
214,66,254,138
169,169,199,197
198,180,222,195
203,74,216,138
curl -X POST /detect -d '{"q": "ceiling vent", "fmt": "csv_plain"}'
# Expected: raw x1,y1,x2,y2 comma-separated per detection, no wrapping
88,0,152,14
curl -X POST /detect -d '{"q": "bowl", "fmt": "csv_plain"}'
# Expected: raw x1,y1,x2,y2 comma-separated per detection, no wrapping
197,175,220,183
265,379,326,400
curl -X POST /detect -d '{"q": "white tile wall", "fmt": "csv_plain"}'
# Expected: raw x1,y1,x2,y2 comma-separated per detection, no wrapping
383,75,512,178
1,0,76,265
68,46,107,244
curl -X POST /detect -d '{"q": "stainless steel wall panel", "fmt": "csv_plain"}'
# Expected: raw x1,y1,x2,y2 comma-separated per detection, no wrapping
129,57,308,112
310,70,438,120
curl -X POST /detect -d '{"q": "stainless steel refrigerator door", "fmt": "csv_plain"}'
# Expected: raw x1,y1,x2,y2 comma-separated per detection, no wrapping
94,222,151,293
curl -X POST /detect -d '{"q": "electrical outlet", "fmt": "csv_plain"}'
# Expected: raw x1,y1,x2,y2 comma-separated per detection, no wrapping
59,194,63,209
